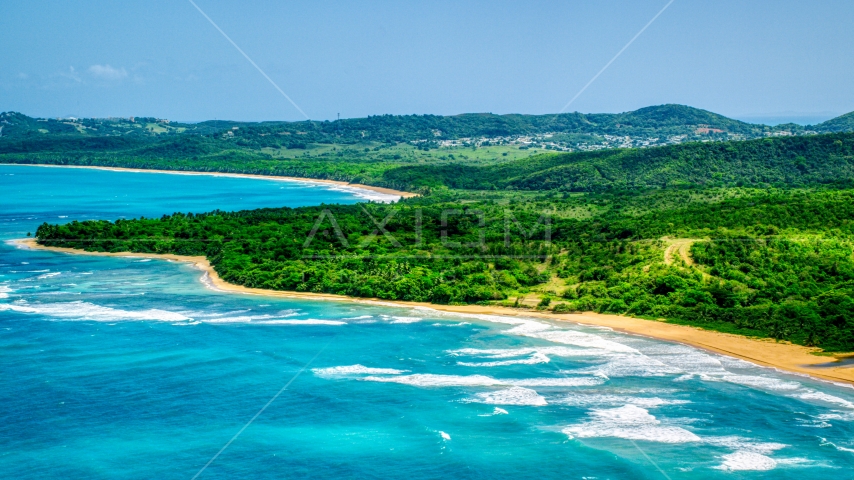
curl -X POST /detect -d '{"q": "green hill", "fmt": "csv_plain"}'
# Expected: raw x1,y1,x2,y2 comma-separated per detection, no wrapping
816,111,854,133
380,133,854,192
0,104,825,147
35,186,854,352
4,106,854,195
588,104,760,134
0,111,220,140
15,105,854,352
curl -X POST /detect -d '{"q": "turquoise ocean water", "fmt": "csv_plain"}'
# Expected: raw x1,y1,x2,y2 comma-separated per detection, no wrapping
1,164,853,479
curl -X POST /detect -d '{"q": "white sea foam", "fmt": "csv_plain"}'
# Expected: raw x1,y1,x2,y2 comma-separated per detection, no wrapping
439,431,451,441
574,354,682,378
260,319,345,326
186,309,316,325
819,437,854,453
452,347,530,358
411,306,637,354
451,346,607,359
778,457,823,468
512,377,605,387
409,307,545,328
352,303,854,415
0,301,189,322
816,411,854,422
0,284,12,299
361,373,604,388
0,299,331,326
448,346,611,367
637,343,728,372
563,405,701,444
389,316,423,324
446,320,833,388
324,184,401,203
704,436,787,455
718,374,802,391
796,417,832,428
716,355,761,370
313,364,407,376
504,321,551,335
343,315,373,320
458,352,551,367
493,407,508,415
198,314,275,323
715,451,777,471
521,329,638,354
358,300,408,308
36,272,61,279
792,390,854,409
558,393,689,408
199,309,254,317
363,374,504,387
469,387,547,406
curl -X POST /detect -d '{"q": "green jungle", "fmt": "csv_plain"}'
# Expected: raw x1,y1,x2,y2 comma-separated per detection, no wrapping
5,105,854,352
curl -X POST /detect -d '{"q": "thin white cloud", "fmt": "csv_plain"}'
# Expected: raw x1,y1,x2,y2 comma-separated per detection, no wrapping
60,66,82,83
88,64,128,81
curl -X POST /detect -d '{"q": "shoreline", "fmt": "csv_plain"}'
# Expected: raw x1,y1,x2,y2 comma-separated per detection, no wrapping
13,238,854,386
0,163,418,199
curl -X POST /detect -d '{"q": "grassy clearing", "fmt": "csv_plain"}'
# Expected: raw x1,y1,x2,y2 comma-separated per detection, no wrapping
261,142,543,165
144,123,169,134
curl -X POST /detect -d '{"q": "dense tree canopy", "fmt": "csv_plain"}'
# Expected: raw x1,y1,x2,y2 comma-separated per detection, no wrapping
15,105,854,352
36,187,854,351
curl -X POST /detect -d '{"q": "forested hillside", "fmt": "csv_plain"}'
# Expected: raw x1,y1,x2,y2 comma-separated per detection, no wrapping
4,104,852,149
14,103,854,351
816,111,854,133
382,133,854,191
3,124,854,193
35,187,854,351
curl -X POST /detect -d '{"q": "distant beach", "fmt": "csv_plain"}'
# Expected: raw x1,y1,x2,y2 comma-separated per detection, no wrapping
17,238,854,386
1,163,417,200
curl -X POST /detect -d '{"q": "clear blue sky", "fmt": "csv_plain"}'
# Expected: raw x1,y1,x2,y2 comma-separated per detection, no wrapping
1,0,852,123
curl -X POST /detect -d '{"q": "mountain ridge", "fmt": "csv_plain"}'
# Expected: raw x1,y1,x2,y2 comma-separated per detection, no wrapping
3,104,852,145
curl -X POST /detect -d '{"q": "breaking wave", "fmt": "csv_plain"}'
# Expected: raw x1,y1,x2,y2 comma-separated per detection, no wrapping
715,451,777,471
467,387,547,406
563,405,701,444
0,301,340,326
557,393,690,408
0,300,189,322
361,373,604,388
458,352,551,367
792,390,854,409
313,364,408,376
260,319,345,326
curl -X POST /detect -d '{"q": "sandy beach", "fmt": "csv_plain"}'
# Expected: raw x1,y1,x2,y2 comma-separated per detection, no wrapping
14,238,854,386
1,163,418,199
